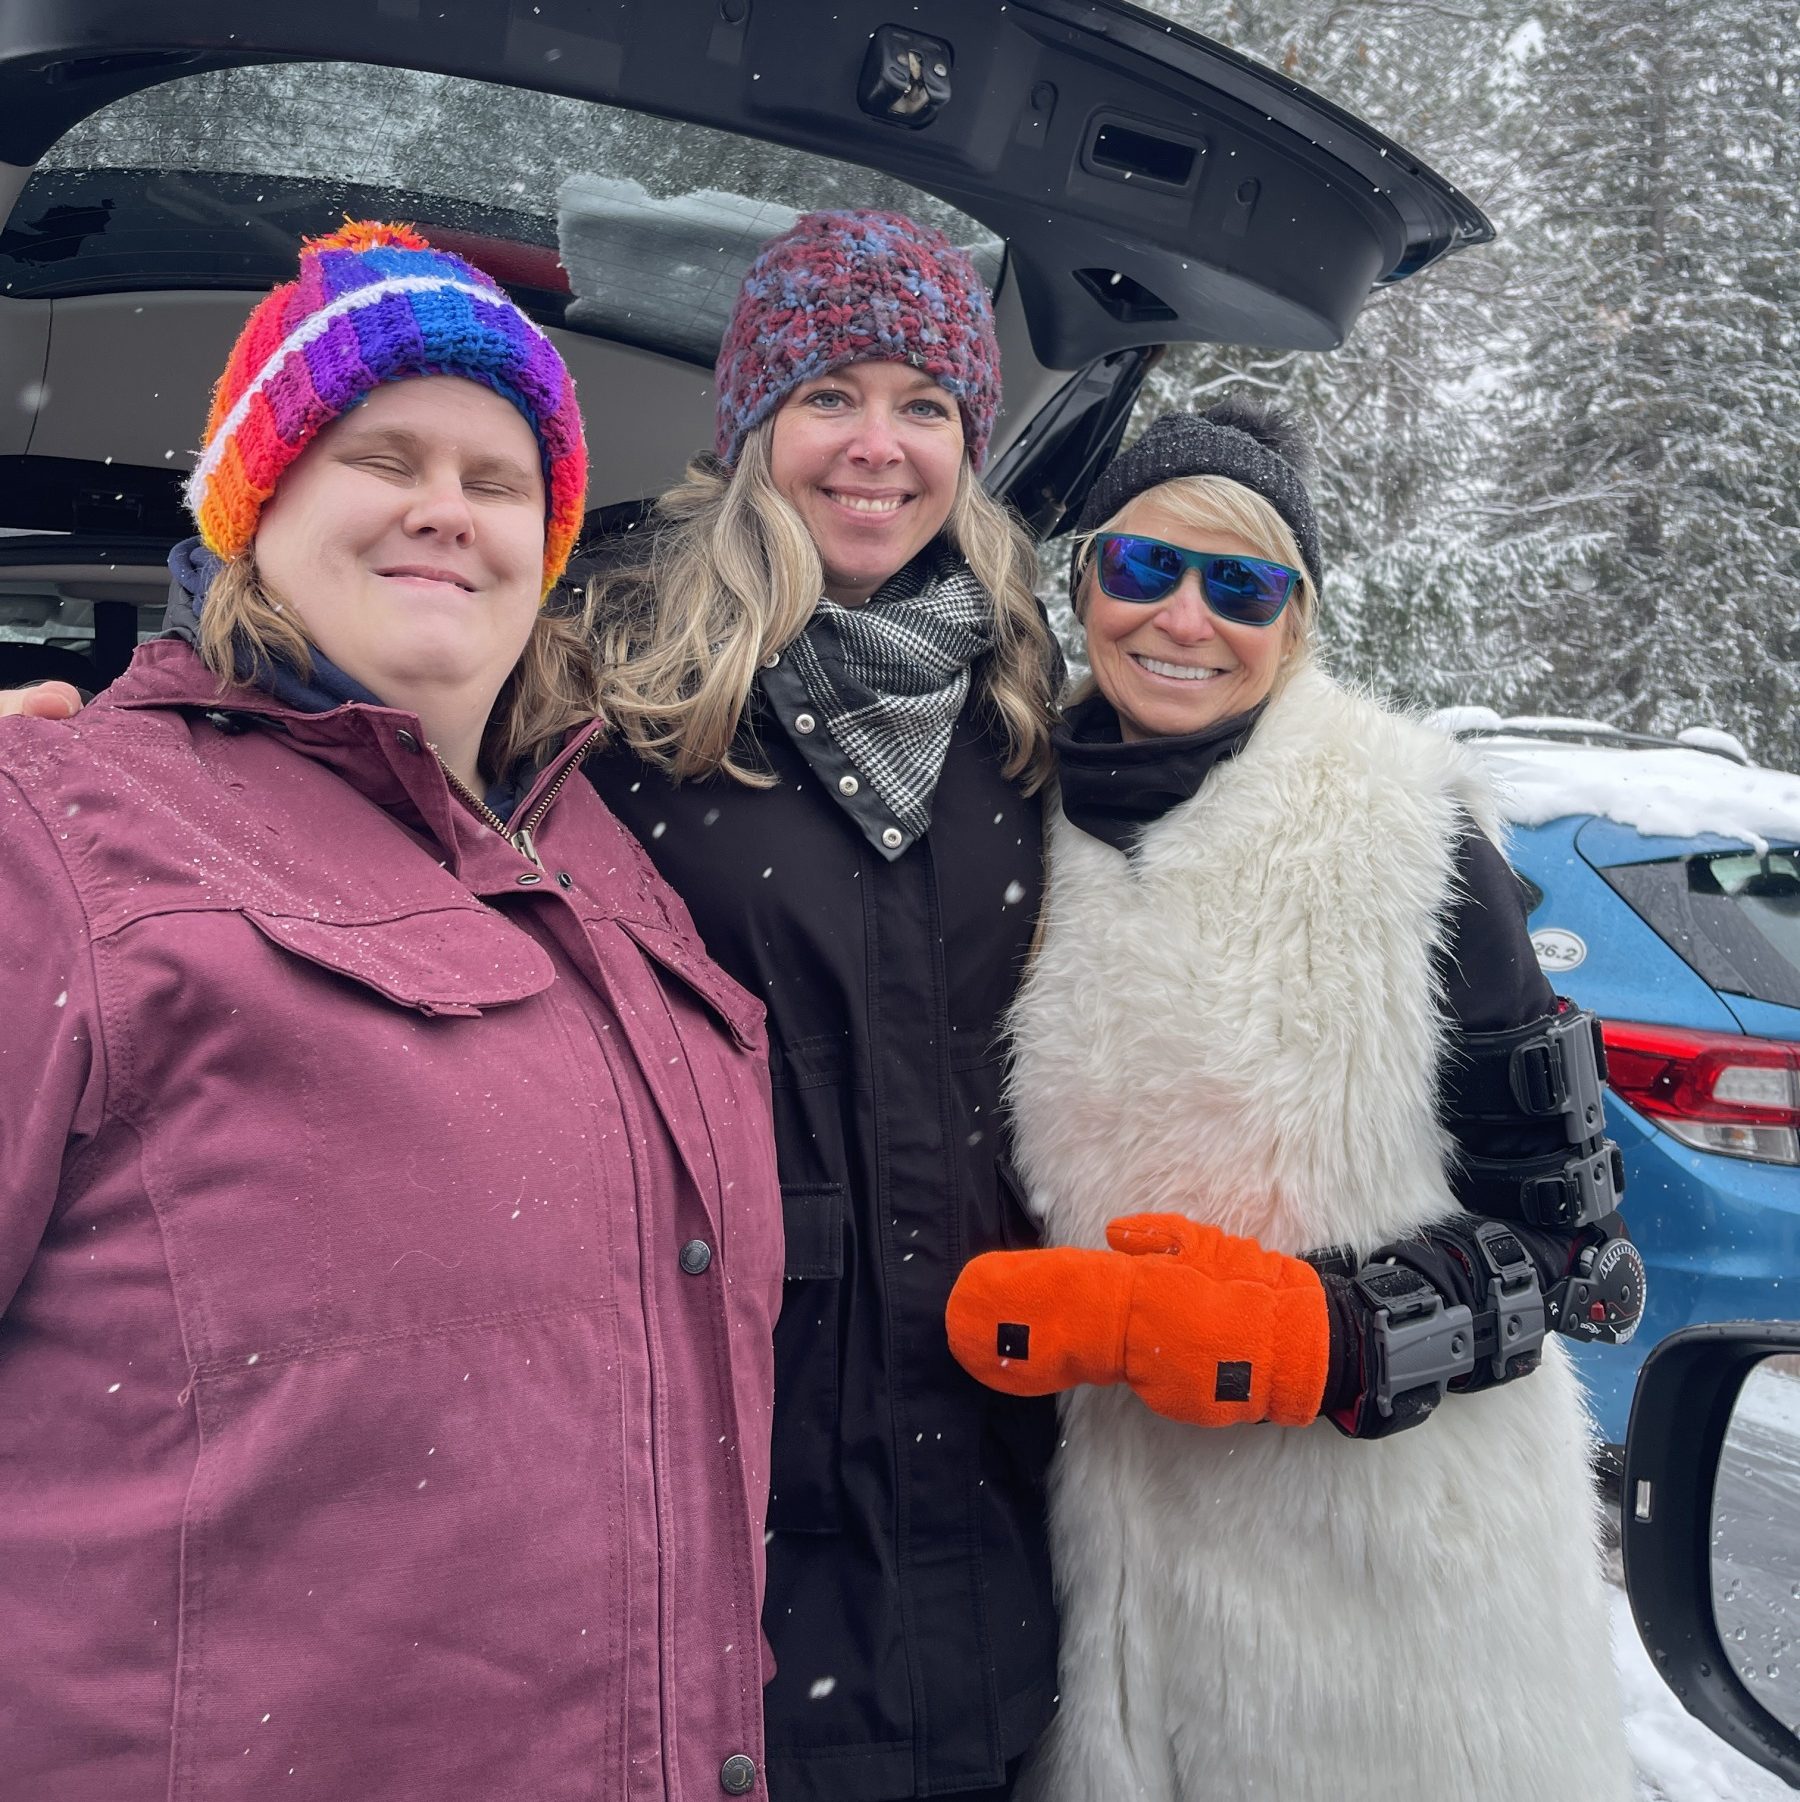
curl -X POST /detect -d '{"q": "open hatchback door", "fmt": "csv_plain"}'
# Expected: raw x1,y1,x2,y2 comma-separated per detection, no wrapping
0,0,1490,689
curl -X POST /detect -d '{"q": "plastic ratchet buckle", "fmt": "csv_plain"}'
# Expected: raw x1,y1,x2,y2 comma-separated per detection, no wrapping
1510,1007,1609,1145
1353,1264,1475,1429
1466,1221,1547,1381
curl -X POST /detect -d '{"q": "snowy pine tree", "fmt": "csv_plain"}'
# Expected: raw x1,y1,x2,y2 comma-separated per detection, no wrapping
1484,0,1800,761
1114,0,1543,706
1119,0,1800,765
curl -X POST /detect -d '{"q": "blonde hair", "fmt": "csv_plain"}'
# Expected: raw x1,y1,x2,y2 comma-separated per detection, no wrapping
590,421,1058,789
1066,474,1317,704
196,553,603,776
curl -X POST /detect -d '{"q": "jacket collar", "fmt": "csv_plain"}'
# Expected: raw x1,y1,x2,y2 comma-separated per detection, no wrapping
160,536,537,817
105,637,602,874
162,536,387,715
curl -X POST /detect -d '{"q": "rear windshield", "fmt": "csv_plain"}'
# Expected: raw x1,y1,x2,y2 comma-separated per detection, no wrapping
10,61,1002,361
1604,849,1800,1011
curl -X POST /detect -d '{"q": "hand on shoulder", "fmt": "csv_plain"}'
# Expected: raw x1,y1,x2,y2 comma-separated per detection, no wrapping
0,683,83,720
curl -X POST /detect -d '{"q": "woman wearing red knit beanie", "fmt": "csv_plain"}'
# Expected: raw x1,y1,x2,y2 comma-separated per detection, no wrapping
586,207,1063,1802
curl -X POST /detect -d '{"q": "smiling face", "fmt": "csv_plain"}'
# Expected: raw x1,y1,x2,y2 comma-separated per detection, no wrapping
252,376,546,718
767,360,966,605
1081,490,1296,742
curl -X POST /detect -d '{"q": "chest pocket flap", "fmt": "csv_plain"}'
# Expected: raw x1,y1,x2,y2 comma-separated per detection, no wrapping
242,907,555,1017
614,916,767,1052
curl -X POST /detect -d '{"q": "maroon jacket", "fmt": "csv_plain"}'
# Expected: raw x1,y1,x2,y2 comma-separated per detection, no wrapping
0,641,783,1801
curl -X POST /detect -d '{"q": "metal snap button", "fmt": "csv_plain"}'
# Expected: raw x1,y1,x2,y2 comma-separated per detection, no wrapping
881,826,904,849
838,774,860,796
720,1753,757,1795
762,651,781,668
395,729,420,752
679,1239,714,1275
794,712,816,734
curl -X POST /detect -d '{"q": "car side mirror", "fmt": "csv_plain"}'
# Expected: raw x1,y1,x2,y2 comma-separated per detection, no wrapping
1622,1321,1800,1784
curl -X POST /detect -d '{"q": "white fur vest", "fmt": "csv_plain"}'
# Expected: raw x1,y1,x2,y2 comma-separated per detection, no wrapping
1007,666,1630,1802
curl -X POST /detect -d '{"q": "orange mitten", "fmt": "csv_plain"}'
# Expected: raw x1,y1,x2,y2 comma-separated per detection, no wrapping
945,1213,1330,1429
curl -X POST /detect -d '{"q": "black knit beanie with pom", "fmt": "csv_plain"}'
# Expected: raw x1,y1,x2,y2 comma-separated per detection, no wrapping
1072,395,1324,594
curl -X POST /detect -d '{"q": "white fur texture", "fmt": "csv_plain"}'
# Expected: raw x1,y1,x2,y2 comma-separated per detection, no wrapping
1008,667,1630,1802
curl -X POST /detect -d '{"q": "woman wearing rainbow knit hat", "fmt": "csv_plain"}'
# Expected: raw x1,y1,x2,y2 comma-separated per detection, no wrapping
0,223,784,1799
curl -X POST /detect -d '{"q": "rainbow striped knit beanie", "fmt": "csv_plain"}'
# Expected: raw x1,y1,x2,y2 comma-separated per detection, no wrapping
714,209,1001,471
186,221,586,598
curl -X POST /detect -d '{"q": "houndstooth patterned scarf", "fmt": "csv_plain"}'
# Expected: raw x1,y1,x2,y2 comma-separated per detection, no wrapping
781,543,995,844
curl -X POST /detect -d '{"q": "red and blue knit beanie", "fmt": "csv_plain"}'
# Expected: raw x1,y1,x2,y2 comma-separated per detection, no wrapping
713,209,1001,471
186,221,587,599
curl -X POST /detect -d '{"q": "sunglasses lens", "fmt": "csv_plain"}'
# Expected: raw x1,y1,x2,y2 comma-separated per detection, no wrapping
1098,535,1184,603
1202,557,1293,626
1095,536,1296,623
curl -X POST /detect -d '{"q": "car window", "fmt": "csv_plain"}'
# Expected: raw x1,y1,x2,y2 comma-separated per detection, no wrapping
14,61,1003,361
1603,850,1800,1011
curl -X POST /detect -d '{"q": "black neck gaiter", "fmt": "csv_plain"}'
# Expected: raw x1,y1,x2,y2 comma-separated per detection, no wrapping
1053,689,1265,856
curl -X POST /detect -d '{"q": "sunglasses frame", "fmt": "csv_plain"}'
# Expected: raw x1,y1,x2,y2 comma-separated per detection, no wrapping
1090,532,1299,627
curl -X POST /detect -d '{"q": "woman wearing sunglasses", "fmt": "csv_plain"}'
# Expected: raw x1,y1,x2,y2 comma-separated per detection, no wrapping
948,400,1635,1801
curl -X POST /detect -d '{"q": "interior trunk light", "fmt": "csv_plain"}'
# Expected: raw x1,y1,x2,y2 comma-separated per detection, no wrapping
1600,1020,1800,1165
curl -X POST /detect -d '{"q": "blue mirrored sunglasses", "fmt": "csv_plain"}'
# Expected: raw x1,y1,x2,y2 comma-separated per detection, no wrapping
1093,533,1298,626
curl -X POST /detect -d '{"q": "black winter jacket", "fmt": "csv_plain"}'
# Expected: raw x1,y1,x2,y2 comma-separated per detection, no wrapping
587,685,1057,1802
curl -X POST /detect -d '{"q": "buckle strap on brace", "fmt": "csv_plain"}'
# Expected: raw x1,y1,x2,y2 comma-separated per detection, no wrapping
1439,1002,1609,1147
1308,1259,1474,1438
1453,1138,1626,1231
1461,1220,1548,1381
1307,1220,1552,1436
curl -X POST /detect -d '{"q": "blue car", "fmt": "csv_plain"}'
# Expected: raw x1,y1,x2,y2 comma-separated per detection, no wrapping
1436,712,1800,1448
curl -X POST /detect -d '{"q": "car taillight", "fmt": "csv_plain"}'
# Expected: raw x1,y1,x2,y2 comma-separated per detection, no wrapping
418,228,572,295
1600,1021,1800,1165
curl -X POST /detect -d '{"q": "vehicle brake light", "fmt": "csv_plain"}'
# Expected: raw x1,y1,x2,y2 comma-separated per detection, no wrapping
1600,1021,1800,1165
417,227,572,296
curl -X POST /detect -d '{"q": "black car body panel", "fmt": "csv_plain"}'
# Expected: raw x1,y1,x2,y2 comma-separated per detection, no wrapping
0,0,1489,689
0,0,1489,369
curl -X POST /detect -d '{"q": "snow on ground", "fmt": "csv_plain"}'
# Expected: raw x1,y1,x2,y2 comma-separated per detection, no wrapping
1612,1586,1797,1801
1736,1364,1800,1440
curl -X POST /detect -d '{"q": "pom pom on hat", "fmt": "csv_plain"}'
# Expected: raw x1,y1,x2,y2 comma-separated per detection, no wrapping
187,219,587,598
1195,392,1319,490
310,220,433,255
713,208,1001,471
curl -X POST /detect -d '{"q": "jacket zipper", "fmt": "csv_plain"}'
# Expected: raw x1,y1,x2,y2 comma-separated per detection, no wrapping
513,725,605,860
435,724,604,868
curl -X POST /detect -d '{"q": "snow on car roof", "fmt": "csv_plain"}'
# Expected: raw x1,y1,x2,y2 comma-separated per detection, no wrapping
1426,714,1800,851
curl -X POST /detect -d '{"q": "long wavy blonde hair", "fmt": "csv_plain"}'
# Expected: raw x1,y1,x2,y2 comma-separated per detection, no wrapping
197,554,603,777
590,421,1059,789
